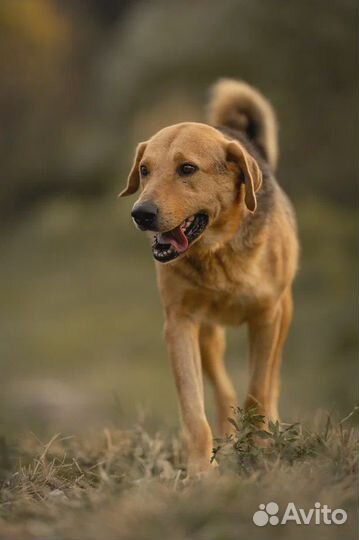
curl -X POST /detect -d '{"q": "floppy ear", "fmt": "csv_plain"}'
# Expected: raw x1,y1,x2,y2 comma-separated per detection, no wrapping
118,141,147,197
226,141,263,212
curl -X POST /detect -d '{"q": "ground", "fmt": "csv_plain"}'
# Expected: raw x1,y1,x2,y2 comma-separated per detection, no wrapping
0,409,357,540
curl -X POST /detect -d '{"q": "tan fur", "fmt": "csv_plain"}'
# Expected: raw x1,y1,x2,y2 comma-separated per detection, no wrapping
120,79,299,474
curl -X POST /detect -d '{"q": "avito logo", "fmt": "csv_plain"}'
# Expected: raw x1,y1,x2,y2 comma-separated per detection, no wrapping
253,501,347,526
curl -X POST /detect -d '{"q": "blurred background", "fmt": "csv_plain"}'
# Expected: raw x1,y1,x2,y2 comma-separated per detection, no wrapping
0,0,357,437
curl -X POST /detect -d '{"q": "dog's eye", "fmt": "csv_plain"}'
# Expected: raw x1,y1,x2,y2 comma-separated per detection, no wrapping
178,163,198,177
140,165,149,177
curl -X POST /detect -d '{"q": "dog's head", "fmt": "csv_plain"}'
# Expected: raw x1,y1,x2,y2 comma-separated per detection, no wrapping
119,122,262,263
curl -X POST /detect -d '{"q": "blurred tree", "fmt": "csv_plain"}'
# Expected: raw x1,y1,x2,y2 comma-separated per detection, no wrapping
77,0,134,27
0,0,72,214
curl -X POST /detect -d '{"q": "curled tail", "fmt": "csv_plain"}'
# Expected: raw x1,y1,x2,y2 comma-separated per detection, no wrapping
206,78,278,171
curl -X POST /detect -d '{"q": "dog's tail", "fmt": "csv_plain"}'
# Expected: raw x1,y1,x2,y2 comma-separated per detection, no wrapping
206,78,278,171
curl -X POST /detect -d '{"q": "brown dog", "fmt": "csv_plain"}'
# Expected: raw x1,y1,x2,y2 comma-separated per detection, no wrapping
120,79,299,473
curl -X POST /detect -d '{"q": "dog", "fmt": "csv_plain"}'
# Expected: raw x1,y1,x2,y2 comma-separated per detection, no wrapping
120,79,299,474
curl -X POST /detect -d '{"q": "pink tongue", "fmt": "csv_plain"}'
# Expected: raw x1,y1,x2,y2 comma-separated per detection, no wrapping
159,226,189,253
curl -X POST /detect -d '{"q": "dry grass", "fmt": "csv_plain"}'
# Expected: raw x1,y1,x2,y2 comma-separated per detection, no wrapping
0,409,357,540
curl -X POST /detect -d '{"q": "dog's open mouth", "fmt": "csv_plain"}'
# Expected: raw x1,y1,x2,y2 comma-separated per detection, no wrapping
152,213,209,263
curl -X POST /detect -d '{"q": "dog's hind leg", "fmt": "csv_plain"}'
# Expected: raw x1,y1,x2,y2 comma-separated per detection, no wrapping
200,323,237,436
244,305,282,423
267,288,293,422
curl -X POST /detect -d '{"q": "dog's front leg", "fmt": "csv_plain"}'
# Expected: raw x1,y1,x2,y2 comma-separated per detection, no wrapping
165,316,213,474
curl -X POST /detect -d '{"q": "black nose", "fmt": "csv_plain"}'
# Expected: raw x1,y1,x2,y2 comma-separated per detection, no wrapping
131,201,158,230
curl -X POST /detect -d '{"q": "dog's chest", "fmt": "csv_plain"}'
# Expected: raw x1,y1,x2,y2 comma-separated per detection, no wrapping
175,252,272,325
193,289,251,325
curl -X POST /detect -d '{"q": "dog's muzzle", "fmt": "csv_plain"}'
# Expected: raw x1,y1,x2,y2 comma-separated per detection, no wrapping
131,201,159,231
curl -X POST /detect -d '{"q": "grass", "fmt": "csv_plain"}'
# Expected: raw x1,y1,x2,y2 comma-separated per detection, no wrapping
0,409,357,540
